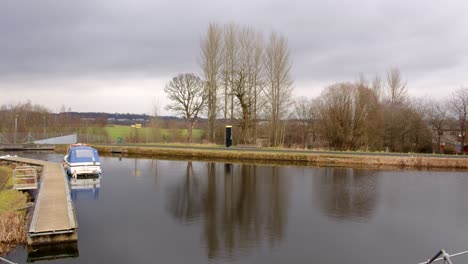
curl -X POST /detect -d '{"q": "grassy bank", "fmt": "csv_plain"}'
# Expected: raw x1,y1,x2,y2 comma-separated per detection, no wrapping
92,144,468,169
105,125,204,142
0,165,28,255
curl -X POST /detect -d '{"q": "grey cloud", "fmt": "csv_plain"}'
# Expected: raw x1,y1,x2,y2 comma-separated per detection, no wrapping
0,0,467,106
0,1,205,78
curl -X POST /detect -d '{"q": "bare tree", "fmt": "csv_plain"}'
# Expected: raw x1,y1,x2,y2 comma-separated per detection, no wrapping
406,98,432,153
382,68,410,151
150,97,162,142
165,73,207,143
426,99,448,153
382,96,431,152
206,23,266,144
249,30,264,143
356,72,367,86
317,83,380,150
317,83,353,150
448,87,468,153
221,23,238,124
228,27,265,144
201,23,222,143
385,68,407,105
371,74,383,102
199,23,293,146
264,32,293,146
293,96,313,148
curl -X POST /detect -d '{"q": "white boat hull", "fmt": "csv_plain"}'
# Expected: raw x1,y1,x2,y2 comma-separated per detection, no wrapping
63,161,102,178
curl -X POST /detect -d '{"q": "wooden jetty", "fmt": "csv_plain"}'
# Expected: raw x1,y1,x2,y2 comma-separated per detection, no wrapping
0,156,78,245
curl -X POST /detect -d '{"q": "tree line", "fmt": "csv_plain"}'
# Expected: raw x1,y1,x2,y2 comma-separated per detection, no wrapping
294,71,468,153
164,23,468,153
0,101,108,143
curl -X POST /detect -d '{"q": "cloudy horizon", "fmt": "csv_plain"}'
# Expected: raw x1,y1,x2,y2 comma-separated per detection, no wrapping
1,0,467,114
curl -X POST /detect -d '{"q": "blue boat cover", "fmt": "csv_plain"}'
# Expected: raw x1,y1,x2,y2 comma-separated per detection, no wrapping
67,146,100,163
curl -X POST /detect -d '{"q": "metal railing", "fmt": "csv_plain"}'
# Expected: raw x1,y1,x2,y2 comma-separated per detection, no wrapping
0,256,18,264
418,249,468,264
13,166,38,190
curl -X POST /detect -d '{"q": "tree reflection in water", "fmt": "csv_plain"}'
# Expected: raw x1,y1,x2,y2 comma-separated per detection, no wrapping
167,162,288,260
167,161,202,223
314,168,379,222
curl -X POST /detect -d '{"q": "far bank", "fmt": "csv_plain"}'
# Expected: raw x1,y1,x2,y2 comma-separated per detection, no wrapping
55,144,468,169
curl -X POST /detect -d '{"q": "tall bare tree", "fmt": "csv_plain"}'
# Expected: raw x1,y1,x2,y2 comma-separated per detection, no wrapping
356,72,367,87
199,23,292,145
204,23,266,144
249,31,264,142
426,99,448,153
221,24,238,124
264,32,293,146
383,68,409,151
201,23,222,143
164,73,207,143
386,68,407,105
371,74,383,102
449,87,468,153
229,27,264,144
293,96,314,148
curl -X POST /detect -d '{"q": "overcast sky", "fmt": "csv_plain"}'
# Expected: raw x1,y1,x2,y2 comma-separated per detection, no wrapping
1,0,467,115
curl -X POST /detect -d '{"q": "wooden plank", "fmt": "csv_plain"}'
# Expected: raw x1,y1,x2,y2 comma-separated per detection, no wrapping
33,164,71,232
13,184,38,190
0,156,48,166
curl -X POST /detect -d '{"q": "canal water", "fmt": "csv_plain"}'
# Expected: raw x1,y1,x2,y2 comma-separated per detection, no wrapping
5,153,468,263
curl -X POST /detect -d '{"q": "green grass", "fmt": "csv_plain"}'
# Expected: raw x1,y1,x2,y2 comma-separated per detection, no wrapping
0,166,13,189
105,125,205,142
0,190,27,212
0,166,27,213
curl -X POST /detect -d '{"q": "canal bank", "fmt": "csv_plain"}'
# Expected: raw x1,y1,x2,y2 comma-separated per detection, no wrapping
81,144,468,169
0,155,78,260
6,153,468,264
0,164,28,256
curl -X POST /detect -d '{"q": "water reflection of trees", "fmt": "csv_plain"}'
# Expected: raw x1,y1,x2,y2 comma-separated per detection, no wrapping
167,162,287,260
167,162,202,222
314,168,378,221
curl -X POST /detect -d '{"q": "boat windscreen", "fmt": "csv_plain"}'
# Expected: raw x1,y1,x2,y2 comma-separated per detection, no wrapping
76,149,94,159
69,148,99,163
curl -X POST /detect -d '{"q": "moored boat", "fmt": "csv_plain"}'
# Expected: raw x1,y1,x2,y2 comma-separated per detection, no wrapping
63,144,102,185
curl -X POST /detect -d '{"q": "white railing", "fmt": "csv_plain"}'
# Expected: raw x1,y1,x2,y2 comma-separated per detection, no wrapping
418,249,468,264
13,166,38,190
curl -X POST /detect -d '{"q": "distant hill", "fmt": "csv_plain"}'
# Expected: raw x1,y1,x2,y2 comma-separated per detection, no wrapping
62,112,185,125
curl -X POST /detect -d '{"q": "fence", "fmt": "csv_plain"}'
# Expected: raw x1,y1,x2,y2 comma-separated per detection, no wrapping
0,132,111,145
13,166,38,190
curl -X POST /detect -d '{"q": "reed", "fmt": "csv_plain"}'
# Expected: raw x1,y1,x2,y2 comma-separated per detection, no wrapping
0,211,27,255
54,144,68,153
0,166,13,189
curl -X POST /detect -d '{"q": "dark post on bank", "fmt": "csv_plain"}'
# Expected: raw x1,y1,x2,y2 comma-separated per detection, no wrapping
225,125,232,147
